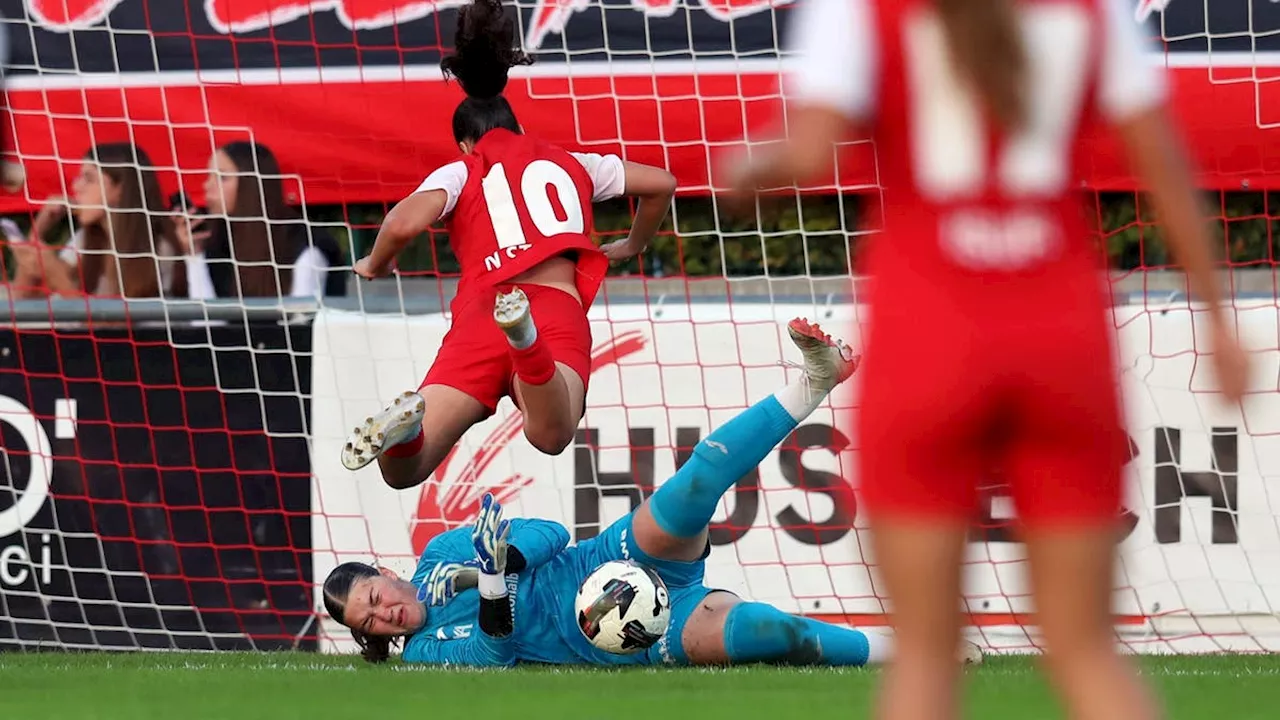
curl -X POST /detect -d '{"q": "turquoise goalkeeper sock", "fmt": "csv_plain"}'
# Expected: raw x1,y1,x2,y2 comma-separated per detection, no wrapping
723,602,874,666
648,395,797,538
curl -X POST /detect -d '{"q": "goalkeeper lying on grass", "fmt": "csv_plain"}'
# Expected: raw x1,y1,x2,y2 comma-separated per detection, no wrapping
323,318,983,668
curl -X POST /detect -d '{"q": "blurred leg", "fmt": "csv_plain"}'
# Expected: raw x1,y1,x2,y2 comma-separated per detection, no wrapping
1023,526,1160,720
870,517,968,720
1006,292,1161,720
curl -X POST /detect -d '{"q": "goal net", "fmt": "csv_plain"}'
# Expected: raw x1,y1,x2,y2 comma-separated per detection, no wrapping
0,0,1277,657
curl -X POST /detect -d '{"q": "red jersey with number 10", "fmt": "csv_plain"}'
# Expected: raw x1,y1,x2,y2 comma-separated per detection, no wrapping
414,129,618,311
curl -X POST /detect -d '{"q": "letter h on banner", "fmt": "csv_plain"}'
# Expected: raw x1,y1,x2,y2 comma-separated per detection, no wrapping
1153,427,1239,544
573,427,655,542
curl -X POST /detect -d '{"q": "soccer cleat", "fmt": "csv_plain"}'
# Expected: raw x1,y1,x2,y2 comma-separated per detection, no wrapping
340,390,426,471
786,317,860,394
494,287,537,349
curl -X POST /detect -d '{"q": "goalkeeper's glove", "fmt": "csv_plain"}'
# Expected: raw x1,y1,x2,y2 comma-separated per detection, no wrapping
471,492,511,576
417,561,480,607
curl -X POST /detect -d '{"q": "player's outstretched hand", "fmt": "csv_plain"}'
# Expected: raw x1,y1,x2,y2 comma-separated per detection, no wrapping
353,256,393,280
600,238,645,263
471,493,511,575
418,561,480,606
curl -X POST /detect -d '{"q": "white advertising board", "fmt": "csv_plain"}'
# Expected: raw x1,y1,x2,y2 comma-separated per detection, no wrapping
310,300,1280,652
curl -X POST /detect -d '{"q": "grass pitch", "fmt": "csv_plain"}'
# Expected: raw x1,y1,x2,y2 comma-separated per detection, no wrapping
1,653,1277,720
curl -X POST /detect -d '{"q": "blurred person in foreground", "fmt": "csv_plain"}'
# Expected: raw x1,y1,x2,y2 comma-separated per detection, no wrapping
9,142,180,298
175,140,346,300
721,1,1248,719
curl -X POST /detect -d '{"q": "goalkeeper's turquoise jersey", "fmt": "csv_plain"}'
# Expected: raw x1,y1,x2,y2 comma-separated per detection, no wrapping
400,518,675,667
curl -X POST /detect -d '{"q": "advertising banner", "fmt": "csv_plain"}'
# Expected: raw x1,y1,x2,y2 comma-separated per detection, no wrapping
310,300,1280,652
0,0,1275,214
0,321,315,651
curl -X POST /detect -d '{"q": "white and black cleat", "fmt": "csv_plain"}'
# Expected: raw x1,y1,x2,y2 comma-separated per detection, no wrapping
786,317,860,394
494,287,537,348
340,390,426,471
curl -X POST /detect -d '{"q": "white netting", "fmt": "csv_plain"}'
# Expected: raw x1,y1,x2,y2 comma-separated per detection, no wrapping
0,1,1276,657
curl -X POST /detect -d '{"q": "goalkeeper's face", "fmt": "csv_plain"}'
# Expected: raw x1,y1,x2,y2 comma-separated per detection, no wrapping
343,569,426,638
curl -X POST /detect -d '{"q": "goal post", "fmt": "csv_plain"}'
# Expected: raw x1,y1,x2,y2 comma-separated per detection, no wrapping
0,0,1278,657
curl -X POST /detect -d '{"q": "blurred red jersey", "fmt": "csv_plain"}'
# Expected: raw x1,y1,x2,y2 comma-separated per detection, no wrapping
784,0,1168,523
413,129,622,311
788,0,1164,282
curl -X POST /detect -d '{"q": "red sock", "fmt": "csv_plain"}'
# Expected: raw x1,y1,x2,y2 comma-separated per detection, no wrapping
383,426,424,458
510,336,557,386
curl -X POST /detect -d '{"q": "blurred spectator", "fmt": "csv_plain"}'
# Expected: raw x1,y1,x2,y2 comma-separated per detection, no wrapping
179,141,346,300
7,143,180,299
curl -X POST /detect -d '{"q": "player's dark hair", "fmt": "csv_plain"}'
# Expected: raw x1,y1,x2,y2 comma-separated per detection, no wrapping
935,0,1027,131
440,0,532,144
322,561,399,665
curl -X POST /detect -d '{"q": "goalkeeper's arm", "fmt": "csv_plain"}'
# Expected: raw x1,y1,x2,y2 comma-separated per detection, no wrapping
400,618,515,666
398,568,515,666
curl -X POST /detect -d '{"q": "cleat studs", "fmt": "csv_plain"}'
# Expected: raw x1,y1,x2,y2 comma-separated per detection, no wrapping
401,411,412,419
344,442,353,450
365,416,373,424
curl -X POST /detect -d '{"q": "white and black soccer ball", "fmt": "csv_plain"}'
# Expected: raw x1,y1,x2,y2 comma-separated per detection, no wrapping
575,559,671,654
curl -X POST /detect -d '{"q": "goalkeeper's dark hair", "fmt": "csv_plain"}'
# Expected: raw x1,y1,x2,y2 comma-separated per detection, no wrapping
440,0,532,145
322,561,399,664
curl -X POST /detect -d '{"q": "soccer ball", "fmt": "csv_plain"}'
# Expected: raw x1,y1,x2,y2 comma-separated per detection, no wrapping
575,559,671,654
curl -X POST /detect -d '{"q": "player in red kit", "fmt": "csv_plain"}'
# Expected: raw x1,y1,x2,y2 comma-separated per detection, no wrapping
346,0,676,489
725,1,1249,719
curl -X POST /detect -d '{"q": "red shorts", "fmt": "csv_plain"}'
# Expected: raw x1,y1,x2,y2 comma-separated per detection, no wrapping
421,283,592,414
857,272,1128,528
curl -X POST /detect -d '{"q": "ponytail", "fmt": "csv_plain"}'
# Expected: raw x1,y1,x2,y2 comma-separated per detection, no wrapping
934,0,1027,132
440,0,532,100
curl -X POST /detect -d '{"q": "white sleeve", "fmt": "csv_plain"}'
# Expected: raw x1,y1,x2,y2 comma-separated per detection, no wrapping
569,152,627,202
1097,0,1167,122
783,0,877,119
183,252,217,299
412,161,469,217
289,246,328,298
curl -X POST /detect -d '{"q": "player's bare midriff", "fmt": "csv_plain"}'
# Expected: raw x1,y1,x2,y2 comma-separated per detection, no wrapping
507,254,582,305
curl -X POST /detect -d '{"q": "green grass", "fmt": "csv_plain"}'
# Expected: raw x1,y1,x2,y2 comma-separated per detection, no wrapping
1,653,1278,720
